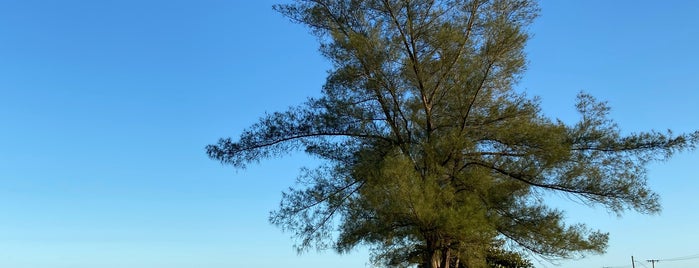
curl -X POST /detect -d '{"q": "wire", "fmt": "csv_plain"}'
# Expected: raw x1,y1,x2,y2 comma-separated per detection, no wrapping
660,253,699,262
604,252,699,268
603,259,649,268
634,260,649,268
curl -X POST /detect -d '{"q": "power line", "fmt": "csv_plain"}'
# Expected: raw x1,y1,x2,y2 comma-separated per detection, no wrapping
605,252,699,268
659,253,699,262
634,260,649,268
604,256,646,268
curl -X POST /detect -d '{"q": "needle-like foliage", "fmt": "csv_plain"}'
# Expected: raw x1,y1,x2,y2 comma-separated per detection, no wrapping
207,1,698,267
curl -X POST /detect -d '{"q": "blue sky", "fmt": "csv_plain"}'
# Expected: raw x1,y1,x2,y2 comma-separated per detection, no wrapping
0,1,697,268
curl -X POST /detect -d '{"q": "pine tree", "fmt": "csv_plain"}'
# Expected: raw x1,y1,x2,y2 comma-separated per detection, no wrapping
207,1,698,267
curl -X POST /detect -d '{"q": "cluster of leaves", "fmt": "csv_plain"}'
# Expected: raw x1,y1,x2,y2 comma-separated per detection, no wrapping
208,0,698,267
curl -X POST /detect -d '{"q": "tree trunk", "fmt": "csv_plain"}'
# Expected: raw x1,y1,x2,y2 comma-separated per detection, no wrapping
431,249,441,268
443,248,451,268
428,247,453,268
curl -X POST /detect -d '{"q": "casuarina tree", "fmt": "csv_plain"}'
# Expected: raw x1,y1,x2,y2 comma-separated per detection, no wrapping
207,0,698,267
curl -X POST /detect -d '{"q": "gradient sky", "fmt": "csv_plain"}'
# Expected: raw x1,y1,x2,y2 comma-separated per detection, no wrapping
0,1,697,268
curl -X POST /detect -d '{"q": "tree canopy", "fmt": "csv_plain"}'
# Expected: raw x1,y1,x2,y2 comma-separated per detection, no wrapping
207,0,699,267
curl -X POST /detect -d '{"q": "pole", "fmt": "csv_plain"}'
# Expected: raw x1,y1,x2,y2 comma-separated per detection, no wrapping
631,256,635,268
647,259,659,268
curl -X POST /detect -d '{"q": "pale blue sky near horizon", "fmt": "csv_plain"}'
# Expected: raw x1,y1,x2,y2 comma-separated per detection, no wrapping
0,1,697,268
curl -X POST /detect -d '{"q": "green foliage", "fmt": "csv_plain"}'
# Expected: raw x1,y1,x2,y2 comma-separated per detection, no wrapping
486,244,534,268
207,0,699,267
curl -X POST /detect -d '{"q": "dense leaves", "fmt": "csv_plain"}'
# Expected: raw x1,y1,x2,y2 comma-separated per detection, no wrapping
208,0,698,267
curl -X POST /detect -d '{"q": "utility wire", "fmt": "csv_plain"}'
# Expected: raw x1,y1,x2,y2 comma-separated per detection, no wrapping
659,253,699,262
605,252,699,268
634,260,649,268
603,260,648,268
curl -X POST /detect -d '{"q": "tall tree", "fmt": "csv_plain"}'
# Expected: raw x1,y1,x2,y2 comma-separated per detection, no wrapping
207,0,698,267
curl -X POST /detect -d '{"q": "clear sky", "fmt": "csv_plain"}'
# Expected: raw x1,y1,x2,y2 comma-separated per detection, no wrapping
0,1,697,268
